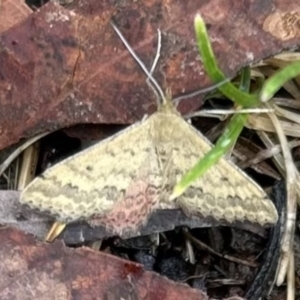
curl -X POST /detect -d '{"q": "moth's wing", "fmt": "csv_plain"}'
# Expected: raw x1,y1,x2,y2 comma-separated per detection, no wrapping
153,112,278,226
20,115,162,232
88,177,161,235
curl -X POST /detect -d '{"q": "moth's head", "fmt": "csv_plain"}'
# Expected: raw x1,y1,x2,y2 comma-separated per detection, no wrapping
157,88,180,116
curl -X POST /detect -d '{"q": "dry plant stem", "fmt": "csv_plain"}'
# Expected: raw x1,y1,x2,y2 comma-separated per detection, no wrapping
275,104,300,125
0,132,49,178
287,250,295,300
246,114,300,137
282,80,300,100
208,278,245,286
232,147,281,180
258,132,300,203
185,107,273,119
6,158,18,190
265,102,297,286
274,97,300,110
13,158,19,190
184,231,258,268
90,240,102,251
183,228,196,264
182,274,208,283
258,131,287,177
185,237,196,264
172,77,232,105
45,222,66,242
2,172,9,187
272,51,300,62
17,143,40,190
239,140,300,170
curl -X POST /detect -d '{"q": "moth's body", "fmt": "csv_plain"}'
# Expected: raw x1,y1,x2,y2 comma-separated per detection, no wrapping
20,100,278,235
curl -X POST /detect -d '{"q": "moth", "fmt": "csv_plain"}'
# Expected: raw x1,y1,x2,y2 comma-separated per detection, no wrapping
20,22,278,241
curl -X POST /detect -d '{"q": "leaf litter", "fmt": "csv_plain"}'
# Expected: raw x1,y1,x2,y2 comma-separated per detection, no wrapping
1,0,300,299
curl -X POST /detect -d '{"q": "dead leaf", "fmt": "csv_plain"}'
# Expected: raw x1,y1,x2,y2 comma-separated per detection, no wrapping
0,0,32,33
1,0,300,149
0,227,209,300
0,190,52,237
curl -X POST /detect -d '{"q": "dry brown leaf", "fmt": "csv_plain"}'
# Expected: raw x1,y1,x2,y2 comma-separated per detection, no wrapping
0,227,209,300
1,1,300,149
0,0,32,33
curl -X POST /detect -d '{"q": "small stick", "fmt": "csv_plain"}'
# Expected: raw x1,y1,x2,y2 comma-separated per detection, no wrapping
185,107,274,119
239,139,300,170
172,77,232,106
184,230,258,268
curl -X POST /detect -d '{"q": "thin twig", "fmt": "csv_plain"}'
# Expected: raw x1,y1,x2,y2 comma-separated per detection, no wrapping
185,107,274,119
239,139,300,169
173,77,232,106
184,231,258,268
275,104,300,125
257,131,286,177
183,228,196,264
17,143,40,190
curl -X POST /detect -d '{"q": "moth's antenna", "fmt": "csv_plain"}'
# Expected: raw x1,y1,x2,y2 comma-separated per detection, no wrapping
149,29,162,76
146,29,162,104
111,21,231,108
110,21,166,105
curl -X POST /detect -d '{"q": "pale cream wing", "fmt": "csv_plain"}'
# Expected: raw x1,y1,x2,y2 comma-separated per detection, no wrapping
20,115,163,228
152,112,278,226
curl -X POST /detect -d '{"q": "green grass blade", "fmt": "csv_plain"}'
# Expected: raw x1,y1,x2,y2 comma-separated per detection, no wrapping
260,60,300,102
194,14,259,107
172,68,251,199
171,113,247,199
